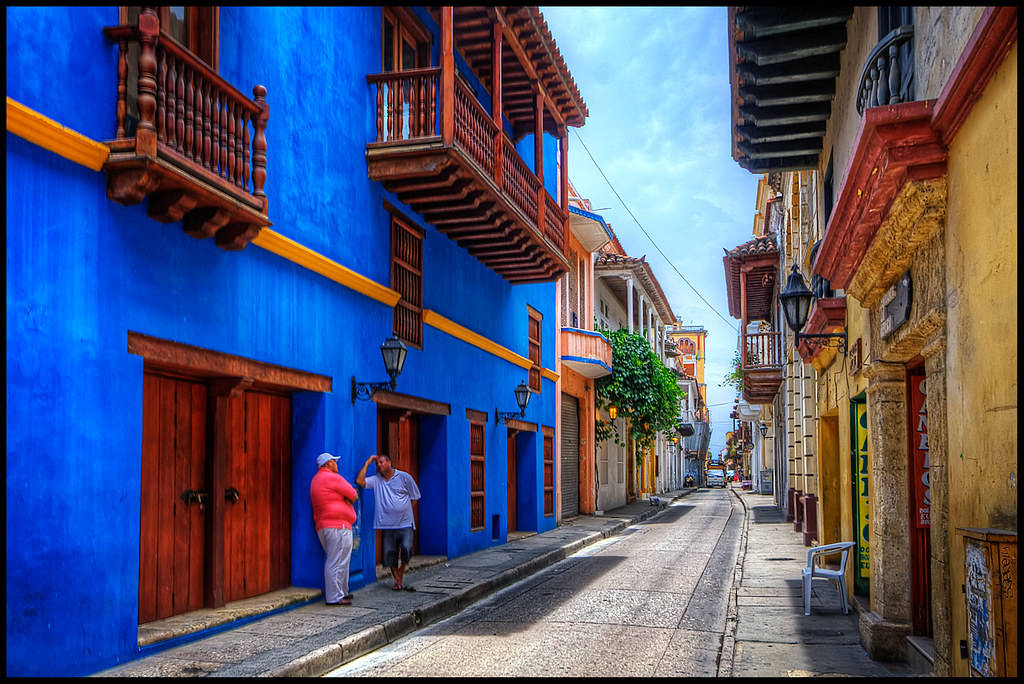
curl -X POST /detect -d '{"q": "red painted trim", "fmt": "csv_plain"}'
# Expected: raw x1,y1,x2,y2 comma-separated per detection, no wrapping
816,8,1017,289
813,101,945,289
796,297,846,363
932,7,1018,146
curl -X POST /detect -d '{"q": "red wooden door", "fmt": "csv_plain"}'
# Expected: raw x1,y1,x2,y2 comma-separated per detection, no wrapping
507,430,518,532
139,371,207,623
376,410,420,565
224,389,291,602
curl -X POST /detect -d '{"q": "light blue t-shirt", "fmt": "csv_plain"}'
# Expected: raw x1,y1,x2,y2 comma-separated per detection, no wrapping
364,470,421,529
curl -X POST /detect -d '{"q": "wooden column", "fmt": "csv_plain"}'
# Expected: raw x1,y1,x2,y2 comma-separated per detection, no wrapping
440,6,454,145
740,267,748,366
491,20,503,186
204,376,253,609
534,84,545,234
559,126,568,213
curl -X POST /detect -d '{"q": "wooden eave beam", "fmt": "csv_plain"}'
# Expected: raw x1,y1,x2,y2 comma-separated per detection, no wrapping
736,26,848,66
493,6,567,130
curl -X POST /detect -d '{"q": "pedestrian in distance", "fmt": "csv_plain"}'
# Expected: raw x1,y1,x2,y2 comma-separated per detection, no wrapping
310,452,358,606
356,453,421,592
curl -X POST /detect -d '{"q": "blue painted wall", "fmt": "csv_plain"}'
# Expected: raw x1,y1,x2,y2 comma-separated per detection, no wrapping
7,6,559,676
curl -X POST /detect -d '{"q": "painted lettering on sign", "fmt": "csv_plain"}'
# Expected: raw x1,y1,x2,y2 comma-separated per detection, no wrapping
910,376,930,528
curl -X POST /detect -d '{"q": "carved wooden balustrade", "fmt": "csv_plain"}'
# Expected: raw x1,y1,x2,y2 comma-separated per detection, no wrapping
366,67,569,283
102,9,270,250
741,330,783,404
856,24,915,115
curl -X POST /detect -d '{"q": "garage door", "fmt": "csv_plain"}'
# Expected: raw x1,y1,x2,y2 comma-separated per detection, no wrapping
560,393,579,518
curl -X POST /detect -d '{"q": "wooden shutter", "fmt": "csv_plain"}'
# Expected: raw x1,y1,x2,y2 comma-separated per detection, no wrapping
528,310,541,391
391,216,423,348
470,422,485,530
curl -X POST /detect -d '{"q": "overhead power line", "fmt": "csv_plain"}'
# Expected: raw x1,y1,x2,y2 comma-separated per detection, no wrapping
572,129,740,333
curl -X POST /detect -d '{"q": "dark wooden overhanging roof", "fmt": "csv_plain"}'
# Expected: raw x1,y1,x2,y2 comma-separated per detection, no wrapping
728,6,854,174
722,234,779,321
430,6,589,137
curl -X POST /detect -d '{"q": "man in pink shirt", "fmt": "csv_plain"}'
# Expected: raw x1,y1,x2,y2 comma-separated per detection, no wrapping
310,452,358,605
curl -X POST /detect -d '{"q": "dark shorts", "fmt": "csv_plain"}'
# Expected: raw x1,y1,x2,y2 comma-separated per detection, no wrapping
381,527,414,568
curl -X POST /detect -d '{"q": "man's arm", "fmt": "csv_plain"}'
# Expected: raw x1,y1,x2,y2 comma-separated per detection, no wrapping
355,454,376,488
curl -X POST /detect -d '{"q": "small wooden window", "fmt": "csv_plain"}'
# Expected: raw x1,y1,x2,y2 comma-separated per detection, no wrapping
528,309,542,392
382,7,430,72
470,422,485,530
543,433,554,516
390,213,424,348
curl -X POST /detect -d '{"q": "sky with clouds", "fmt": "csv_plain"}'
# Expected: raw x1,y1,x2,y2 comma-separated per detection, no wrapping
541,6,762,457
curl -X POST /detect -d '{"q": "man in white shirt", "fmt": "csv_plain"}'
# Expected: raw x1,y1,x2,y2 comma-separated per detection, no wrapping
356,453,421,591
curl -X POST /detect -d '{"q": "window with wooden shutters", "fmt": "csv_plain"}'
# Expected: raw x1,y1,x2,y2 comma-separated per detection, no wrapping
528,309,541,392
470,422,485,530
391,215,423,348
543,433,554,516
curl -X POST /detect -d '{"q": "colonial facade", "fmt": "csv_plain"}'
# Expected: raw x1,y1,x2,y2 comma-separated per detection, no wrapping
726,6,1017,677
665,323,712,487
554,179,614,518
7,6,589,676
594,242,676,504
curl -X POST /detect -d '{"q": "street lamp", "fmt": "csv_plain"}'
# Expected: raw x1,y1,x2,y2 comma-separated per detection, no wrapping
759,422,768,438
496,382,532,424
779,264,847,352
352,333,409,402
608,405,617,420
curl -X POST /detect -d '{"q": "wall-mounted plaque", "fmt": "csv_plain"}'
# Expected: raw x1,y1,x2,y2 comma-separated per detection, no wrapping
880,272,912,339
848,338,862,375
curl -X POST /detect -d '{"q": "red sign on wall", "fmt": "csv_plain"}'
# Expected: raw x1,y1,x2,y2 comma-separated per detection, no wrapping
909,374,930,528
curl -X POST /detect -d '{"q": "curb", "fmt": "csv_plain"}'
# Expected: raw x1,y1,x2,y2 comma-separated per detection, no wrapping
269,494,684,676
717,486,748,678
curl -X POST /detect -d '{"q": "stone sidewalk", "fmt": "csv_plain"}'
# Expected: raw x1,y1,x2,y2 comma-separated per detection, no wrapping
721,486,921,677
96,490,690,677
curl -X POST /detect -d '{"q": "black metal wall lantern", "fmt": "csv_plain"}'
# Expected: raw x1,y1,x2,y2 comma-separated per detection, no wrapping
352,333,408,403
759,422,768,438
779,264,847,352
496,382,531,424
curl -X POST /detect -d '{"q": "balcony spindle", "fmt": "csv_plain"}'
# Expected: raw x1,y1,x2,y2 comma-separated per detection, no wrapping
226,100,235,183
116,39,127,139
242,114,251,193
156,48,167,143
875,54,890,106
202,79,212,170
887,43,901,104
184,66,194,159
220,95,229,179
175,59,185,153
234,107,244,188
166,54,177,148
375,82,383,142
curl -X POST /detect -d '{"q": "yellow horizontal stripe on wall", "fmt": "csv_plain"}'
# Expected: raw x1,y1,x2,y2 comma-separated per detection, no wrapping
423,310,534,370
541,367,560,382
6,98,110,171
251,229,402,307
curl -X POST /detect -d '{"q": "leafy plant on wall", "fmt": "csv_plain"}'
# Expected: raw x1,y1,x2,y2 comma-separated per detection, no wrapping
720,349,744,391
594,328,684,466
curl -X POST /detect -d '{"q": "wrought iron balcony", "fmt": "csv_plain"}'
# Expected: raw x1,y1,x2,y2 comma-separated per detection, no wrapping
559,327,612,378
102,10,270,250
856,24,914,115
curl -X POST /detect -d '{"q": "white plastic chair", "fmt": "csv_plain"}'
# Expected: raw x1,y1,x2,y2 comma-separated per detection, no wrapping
802,541,856,616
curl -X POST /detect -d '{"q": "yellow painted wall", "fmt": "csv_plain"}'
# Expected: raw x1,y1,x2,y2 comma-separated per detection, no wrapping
942,40,1017,677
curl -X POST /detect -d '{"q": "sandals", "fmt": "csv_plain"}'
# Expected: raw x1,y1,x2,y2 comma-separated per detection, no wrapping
391,583,415,592
392,583,402,591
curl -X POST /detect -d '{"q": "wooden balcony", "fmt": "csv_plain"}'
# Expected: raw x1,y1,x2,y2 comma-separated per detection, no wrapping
102,11,270,250
367,69,567,283
365,7,588,284
742,330,783,405
559,327,612,379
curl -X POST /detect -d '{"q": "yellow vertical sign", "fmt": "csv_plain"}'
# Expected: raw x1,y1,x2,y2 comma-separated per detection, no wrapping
855,402,871,578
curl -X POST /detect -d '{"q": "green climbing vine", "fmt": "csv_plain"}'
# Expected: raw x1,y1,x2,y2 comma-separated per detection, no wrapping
594,328,685,464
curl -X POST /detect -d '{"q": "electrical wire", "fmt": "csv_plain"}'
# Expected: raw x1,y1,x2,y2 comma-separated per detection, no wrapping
572,128,740,333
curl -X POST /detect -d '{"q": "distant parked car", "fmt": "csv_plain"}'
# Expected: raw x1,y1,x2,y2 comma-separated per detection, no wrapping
707,469,726,488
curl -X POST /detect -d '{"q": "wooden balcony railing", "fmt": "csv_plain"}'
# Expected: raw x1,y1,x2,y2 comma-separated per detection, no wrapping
368,67,439,143
560,327,612,378
856,24,914,115
367,66,568,282
743,331,782,369
102,11,269,249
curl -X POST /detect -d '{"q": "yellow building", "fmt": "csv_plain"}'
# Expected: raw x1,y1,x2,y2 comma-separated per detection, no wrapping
727,6,1017,677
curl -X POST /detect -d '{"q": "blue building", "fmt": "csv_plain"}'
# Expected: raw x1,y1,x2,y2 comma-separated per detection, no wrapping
6,6,587,676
